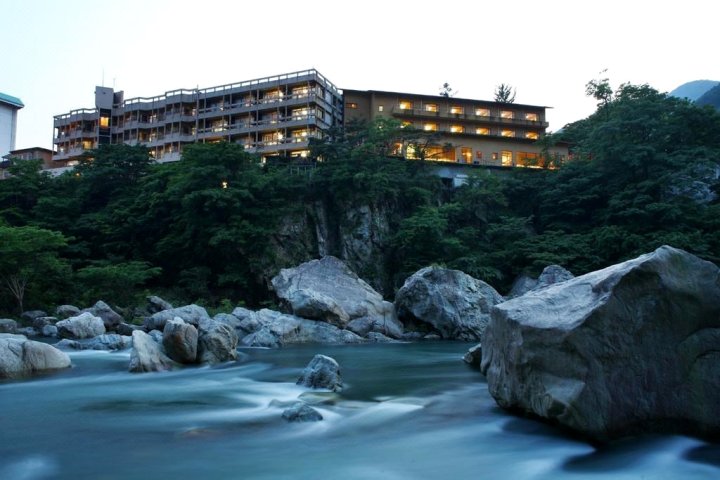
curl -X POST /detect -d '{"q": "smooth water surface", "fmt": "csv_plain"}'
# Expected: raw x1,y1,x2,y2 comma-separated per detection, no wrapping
0,343,718,479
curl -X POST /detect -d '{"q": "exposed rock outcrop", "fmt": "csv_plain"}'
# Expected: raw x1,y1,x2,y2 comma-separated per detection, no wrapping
297,354,343,392
271,256,393,329
0,334,71,379
481,245,720,442
395,266,504,340
56,312,106,339
129,330,177,373
240,309,364,348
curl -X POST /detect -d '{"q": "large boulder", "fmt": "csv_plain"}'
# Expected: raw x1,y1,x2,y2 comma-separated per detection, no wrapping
0,319,17,334
145,304,210,331
0,335,71,379
271,256,391,328
55,305,81,319
162,318,198,364
346,313,404,339
56,334,132,351
297,354,343,392
197,320,238,364
481,246,720,442
129,330,177,373
508,265,574,298
21,310,47,323
394,266,504,340
83,301,124,331
56,312,106,339
240,309,365,348
146,295,173,314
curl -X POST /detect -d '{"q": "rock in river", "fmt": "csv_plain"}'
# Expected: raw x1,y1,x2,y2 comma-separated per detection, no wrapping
297,354,343,392
0,334,71,379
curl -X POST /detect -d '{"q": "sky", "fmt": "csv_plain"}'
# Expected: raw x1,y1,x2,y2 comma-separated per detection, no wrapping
3,0,718,150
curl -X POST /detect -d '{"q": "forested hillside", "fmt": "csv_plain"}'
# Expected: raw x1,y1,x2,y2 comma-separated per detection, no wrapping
1,82,718,316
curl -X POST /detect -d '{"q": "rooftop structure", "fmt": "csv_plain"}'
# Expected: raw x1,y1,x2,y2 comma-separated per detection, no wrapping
0,92,24,159
53,69,343,165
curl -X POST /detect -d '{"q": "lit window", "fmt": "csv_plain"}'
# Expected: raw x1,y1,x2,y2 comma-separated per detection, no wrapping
517,152,540,168
476,127,490,135
450,106,464,114
461,147,472,163
424,123,437,131
292,86,310,97
392,142,403,156
450,125,464,133
425,103,438,112
346,102,358,109
501,110,514,119
398,100,413,110
99,116,110,128
525,113,538,122
492,152,499,160
378,105,384,112
501,129,515,137
82,140,93,149
525,132,539,140
501,150,513,166
475,108,490,117
401,121,413,128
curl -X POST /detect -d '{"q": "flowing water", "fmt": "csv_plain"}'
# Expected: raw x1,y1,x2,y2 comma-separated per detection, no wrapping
0,342,718,479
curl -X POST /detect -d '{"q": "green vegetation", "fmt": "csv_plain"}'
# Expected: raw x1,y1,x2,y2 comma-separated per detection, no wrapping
0,81,718,316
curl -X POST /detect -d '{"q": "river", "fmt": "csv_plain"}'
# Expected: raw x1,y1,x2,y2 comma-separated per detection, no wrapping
0,342,718,479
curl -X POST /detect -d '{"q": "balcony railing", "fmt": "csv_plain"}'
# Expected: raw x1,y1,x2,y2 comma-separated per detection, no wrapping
391,107,549,128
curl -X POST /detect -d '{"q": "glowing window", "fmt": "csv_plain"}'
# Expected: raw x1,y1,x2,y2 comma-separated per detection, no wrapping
461,147,472,163
501,110,514,119
501,150,513,166
424,123,438,131
346,102,358,109
525,132,539,140
450,125,464,133
425,103,438,112
99,116,110,128
475,108,490,116
378,105,384,112
501,129,515,137
492,152,499,160
399,100,413,110
476,127,490,135
450,106,464,114
82,140,93,149
401,121,413,128
525,113,539,121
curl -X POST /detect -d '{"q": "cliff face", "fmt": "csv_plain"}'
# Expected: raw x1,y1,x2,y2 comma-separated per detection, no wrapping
268,200,394,296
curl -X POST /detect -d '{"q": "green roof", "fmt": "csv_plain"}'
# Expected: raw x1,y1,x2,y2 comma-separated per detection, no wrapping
0,92,24,109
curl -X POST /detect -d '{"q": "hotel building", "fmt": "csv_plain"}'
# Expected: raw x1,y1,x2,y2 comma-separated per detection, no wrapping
53,69,343,165
343,90,567,168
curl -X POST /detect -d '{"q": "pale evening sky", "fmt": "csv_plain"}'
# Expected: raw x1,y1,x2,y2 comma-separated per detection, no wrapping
3,0,717,151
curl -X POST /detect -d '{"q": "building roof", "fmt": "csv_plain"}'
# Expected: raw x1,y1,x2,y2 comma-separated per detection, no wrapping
0,92,24,109
10,147,54,155
342,88,552,110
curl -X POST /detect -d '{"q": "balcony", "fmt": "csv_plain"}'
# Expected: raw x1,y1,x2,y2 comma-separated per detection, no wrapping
392,107,549,128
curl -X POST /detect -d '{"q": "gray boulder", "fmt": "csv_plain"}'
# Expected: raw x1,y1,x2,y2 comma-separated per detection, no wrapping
56,312,106,339
271,256,391,328
197,320,238,364
55,305,81,319
32,317,56,330
21,310,47,323
83,301,123,331
0,319,17,334
148,329,163,343
0,336,71,379
366,332,398,343
508,265,574,298
117,322,143,336
481,245,720,442
282,402,323,422
147,295,173,313
41,325,58,338
163,318,198,364
463,344,482,369
395,266,504,340
129,330,177,373
16,327,38,337
146,304,210,331
240,309,365,348
56,334,131,351
297,354,343,392
346,310,404,339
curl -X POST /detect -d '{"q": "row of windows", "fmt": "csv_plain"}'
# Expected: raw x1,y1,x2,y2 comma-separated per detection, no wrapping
346,101,540,121
418,122,538,139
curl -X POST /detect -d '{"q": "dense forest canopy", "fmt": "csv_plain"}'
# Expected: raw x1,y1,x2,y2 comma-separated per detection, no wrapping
0,82,718,316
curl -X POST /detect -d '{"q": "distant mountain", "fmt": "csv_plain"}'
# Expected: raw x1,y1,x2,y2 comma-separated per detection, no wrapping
696,84,720,109
669,80,719,101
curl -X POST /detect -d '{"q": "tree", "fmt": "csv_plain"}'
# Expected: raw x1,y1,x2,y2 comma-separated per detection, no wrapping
494,84,516,103
0,226,71,315
439,83,454,97
76,261,161,306
585,69,613,109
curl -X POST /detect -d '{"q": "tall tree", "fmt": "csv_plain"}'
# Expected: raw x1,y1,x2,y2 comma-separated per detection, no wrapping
494,84,516,103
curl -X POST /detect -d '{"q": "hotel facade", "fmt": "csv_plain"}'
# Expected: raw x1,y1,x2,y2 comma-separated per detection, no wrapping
52,69,567,168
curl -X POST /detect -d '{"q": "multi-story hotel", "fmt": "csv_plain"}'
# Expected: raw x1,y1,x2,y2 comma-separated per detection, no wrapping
53,69,343,165
343,90,567,168
52,69,567,169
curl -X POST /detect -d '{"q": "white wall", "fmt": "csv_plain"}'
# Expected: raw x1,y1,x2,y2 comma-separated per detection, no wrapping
0,104,19,158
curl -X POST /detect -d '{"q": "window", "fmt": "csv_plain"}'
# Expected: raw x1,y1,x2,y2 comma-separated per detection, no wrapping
398,100,413,110
292,86,309,97
525,131,539,140
424,123,437,131
517,152,540,168
82,140,93,150
391,142,404,156
492,152,498,160
346,102,358,109
475,108,490,117
461,147,472,163
476,127,490,135
426,145,455,162
525,113,538,122
450,106,464,114
501,150,513,166
378,105,384,112
99,116,110,128
501,110,514,119
401,121,413,128
501,129,515,137
425,103,438,112
450,125,464,133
